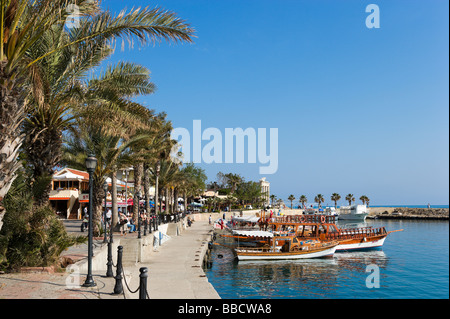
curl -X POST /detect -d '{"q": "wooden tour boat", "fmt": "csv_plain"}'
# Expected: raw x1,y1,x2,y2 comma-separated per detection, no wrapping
225,214,402,252
234,238,339,261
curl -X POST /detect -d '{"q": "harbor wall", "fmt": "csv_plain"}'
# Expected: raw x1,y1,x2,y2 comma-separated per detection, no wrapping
368,207,449,220
189,207,449,221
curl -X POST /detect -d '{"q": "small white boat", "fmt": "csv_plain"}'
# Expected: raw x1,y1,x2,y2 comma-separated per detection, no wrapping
303,207,339,221
338,205,369,221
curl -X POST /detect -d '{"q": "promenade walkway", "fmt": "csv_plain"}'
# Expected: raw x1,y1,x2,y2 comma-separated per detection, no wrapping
0,219,220,299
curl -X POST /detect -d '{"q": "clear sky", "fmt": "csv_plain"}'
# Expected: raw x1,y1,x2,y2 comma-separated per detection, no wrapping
101,0,449,206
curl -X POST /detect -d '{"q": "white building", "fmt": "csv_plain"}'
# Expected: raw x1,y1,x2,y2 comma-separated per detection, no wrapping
259,177,270,206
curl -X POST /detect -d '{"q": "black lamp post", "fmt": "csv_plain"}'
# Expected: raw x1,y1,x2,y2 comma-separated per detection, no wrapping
103,181,108,243
136,190,142,239
83,154,97,287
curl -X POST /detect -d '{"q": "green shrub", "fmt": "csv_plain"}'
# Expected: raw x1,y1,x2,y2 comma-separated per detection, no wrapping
0,172,86,271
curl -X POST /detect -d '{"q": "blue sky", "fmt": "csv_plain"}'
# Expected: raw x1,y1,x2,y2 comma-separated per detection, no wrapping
101,0,449,205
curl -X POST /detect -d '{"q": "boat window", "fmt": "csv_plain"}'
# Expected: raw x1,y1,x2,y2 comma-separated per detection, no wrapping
293,238,298,243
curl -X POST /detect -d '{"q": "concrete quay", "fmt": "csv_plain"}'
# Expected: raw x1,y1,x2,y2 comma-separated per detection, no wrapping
0,218,220,299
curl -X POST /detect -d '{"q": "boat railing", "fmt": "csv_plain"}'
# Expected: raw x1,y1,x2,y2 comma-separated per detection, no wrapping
271,214,337,224
327,227,387,240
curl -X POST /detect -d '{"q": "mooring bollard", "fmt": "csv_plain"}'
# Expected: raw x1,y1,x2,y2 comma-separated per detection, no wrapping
106,241,114,277
139,267,149,299
113,245,124,295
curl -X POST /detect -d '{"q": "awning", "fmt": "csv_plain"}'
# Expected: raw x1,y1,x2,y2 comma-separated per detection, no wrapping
102,201,154,208
231,230,273,238
232,216,260,223
105,177,126,187
53,172,84,180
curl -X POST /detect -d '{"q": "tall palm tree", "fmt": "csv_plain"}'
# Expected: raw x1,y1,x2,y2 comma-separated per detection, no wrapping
176,163,207,211
299,195,308,209
345,193,355,206
62,123,152,236
331,193,341,209
287,194,295,209
270,194,277,207
314,194,324,209
360,195,370,206
1,0,89,228
0,0,194,228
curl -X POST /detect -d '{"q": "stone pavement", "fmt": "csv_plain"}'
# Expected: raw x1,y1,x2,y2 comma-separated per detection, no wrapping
0,219,220,299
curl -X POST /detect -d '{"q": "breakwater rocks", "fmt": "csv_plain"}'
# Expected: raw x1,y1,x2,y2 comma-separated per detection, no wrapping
369,207,449,220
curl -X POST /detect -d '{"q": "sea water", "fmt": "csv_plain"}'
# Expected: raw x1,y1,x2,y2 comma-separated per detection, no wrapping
204,219,449,299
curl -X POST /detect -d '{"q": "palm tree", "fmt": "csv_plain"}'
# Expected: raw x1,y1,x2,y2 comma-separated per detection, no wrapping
299,195,308,209
24,59,156,206
331,193,341,209
345,194,355,206
217,172,243,194
360,195,370,206
287,195,295,209
314,194,324,209
62,124,152,236
225,195,236,212
0,0,194,228
270,194,277,207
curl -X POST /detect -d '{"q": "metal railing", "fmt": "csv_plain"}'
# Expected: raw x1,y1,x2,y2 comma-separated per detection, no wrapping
103,212,186,299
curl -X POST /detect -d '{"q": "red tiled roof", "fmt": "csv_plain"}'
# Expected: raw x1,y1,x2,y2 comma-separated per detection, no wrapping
66,168,89,180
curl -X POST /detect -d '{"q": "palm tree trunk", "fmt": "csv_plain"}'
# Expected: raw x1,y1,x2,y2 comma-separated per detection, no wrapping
132,163,143,221
111,171,118,230
0,61,25,231
155,172,159,215
174,188,178,213
164,187,169,214
92,178,106,237
143,164,150,213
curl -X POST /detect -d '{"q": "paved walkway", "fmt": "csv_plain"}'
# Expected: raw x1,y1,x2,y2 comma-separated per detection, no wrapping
0,219,220,299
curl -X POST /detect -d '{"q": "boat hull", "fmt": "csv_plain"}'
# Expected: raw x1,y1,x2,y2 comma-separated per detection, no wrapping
236,245,337,261
336,236,386,251
338,213,369,221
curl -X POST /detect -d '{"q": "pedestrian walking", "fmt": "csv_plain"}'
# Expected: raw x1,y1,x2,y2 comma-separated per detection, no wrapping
106,208,112,228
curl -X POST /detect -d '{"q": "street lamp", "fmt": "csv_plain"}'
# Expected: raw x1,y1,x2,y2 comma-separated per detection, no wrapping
102,181,108,243
83,155,97,287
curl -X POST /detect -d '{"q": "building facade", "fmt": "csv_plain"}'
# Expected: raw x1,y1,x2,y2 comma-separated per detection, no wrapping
259,177,270,206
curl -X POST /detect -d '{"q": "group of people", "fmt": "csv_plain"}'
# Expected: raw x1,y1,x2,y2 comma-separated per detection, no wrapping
118,209,155,236
81,206,185,235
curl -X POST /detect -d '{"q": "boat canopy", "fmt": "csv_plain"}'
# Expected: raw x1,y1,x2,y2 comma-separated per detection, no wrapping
232,216,260,223
232,230,273,238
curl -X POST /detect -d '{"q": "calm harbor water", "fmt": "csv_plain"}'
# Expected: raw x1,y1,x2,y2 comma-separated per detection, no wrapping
204,219,449,299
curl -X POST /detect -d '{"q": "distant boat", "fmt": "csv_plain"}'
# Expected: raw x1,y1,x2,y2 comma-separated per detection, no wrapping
338,205,369,221
304,207,339,221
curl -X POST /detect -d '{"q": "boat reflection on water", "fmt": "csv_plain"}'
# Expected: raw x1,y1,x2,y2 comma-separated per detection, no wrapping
205,236,390,299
